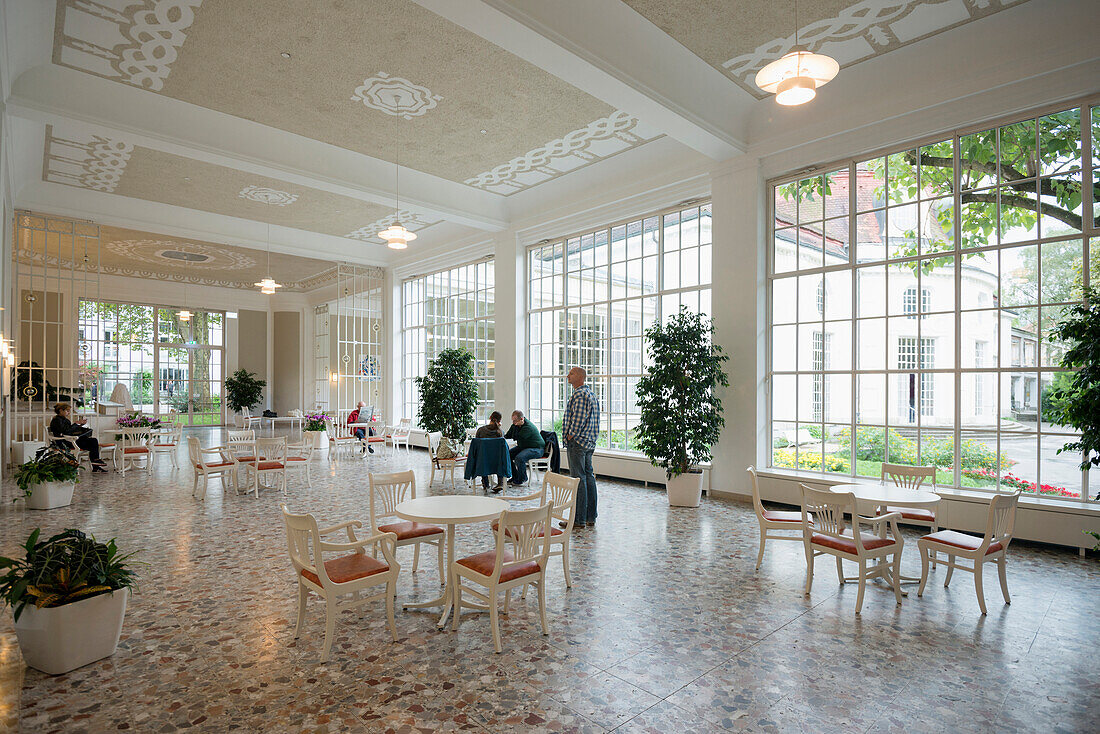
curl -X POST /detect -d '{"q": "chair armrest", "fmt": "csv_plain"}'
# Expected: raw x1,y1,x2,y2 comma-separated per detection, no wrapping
861,512,902,525
502,490,543,502
319,520,362,543
319,531,397,554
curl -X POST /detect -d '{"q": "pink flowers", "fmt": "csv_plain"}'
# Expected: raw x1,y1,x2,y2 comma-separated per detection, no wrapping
116,413,162,429
961,468,1078,498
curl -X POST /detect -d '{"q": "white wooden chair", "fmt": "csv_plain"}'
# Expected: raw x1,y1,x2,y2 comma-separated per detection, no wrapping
118,428,155,475
240,407,262,431
747,466,804,570
226,429,257,486
496,472,580,588
281,505,400,662
452,502,554,653
526,452,552,487
918,491,1021,615
326,418,362,459
368,470,445,585
240,436,288,497
189,436,236,499
286,438,316,488
388,418,413,454
801,483,904,614
151,423,182,468
44,417,89,465
426,431,465,489
878,463,940,566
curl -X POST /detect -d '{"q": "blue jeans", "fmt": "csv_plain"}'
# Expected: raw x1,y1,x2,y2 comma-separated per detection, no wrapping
510,447,543,484
566,442,597,524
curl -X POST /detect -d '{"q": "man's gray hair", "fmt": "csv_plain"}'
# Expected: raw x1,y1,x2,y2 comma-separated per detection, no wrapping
512,410,524,420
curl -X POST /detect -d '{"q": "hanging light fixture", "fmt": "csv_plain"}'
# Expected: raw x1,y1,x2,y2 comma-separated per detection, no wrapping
378,92,416,250
755,0,838,106
178,243,192,321
255,224,283,294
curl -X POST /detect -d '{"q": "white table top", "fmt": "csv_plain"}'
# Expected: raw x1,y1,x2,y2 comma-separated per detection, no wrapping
830,481,941,507
395,495,508,525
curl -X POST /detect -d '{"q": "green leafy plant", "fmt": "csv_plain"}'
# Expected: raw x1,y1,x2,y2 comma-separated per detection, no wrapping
12,445,82,498
1045,288,1100,489
224,369,266,413
0,528,141,622
635,307,729,478
416,348,479,440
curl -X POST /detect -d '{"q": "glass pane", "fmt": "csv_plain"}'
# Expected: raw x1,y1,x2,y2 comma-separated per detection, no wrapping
772,375,796,421
823,217,849,266
799,274,824,322
999,119,1036,184
774,227,797,274
855,211,886,262
824,169,849,218
962,372,998,428
772,421,797,468
1038,108,1080,176
772,277,797,324
961,310,1000,367
856,265,886,318
919,139,954,198
772,325,797,372
999,182,1038,244
823,270,851,321
1000,245,1039,307
888,150,918,205
1039,173,1083,238
857,375,886,425
799,228,824,270
855,158,885,212
960,200,996,250
959,432,1001,489
798,175,824,223
824,376,851,424
920,197,954,254
857,318,886,372
960,128,997,191
961,250,998,310
1041,239,1084,304
886,203,919,259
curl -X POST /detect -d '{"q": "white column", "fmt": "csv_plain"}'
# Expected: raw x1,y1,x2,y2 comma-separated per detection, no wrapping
493,230,524,415
709,157,765,497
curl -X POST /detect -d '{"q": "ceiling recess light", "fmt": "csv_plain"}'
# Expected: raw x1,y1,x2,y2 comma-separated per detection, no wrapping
378,224,416,250
280,51,291,59
754,1,837,106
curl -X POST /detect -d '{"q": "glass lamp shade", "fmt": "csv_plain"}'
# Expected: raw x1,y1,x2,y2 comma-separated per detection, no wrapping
255,277,282,295
178,309,192,322
754,48,838,104
378,224,416,250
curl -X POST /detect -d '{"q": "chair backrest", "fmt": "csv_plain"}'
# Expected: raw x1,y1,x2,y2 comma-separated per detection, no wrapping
746,466,766,518
984,490,1021,551
543,472,579,525
368,470,416,528
187,435,202,466
256,436,288,463
426,431,442,459
156,424,182,444
392,418,412,438
327,418,353,439
119,428,151,450
281,504,332,589
241,407,252,419
287,438,314,460
490,502,554,581
226,430,255,457
800,483,853,543
881,462,936,490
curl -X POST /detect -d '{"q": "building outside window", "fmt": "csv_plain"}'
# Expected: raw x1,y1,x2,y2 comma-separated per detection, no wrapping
769,100,1096,502
527,203,712,451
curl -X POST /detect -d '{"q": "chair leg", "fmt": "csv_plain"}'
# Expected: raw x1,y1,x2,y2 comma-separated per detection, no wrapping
562,540,572,589
997,555,1011,605
891,552,903,606
489,593,502,654
944,555,956,587
293,584,308,639
451,579,461,631
803,546,815,597
306,464,312,488
929,523,938,569
412,544,420,574
855,562,867,615
436,539,445,586
386,580,398,642
755,526,767,571
429,464,436,486
918,546,931,597
835,555,845,585
503,588,511,615
321,600,336,662
974,559,988,615
538,580,549,636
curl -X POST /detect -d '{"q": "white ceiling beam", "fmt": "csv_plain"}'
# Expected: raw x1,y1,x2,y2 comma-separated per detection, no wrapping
410,0,750,160
8,64,509,232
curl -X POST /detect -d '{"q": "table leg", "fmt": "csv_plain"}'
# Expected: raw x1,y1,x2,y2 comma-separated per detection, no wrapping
402,524,455,627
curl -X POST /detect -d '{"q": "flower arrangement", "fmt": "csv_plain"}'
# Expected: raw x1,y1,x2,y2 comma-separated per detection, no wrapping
304,413,329,432
12,446,82,499
116,413,162,430
961,468,1078,498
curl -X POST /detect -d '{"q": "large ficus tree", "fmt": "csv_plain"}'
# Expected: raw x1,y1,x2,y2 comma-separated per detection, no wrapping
416,348,479,440
635,307,729,478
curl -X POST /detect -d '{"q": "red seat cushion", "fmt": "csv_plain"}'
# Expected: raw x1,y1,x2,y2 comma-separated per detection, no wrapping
123,447,149,454
456,549,541,582
491,519,564,537
922,530,1002,555
811,532,899,554
762,509,803,523
154,442,177,447
99,443,116,448
301,553,389,586
256,460,284,470
196,461,235,469
367,436,386,443
287,456,308,462
378,521,444,540
878,506,936,522
235,455,258,462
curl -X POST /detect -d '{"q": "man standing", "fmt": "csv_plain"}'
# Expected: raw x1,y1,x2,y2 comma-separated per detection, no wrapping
562,367,599,527
505,410,545,487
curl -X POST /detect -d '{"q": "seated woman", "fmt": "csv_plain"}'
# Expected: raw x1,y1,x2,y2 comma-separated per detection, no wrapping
474,411,504,492
50,402,108,472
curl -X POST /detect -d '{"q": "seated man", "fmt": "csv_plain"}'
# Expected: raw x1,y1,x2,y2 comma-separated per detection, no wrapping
474,411,505,491
347,401,375,453
505,410,545,487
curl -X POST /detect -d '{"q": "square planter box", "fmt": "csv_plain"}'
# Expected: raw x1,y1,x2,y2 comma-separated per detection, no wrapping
25,480,76,510
14,589,129,675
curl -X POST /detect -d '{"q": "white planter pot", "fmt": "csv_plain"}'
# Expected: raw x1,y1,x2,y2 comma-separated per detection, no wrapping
24,480,76,510
304,430,327,450
14,589,129,675
666,471,704,507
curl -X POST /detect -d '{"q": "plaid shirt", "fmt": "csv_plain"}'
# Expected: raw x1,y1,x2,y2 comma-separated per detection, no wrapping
563,383,600,450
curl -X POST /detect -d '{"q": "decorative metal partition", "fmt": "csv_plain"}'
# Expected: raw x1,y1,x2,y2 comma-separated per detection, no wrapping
11,212,101,444
330,265,384,420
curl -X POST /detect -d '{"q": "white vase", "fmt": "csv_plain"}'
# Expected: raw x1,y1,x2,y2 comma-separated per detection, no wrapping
14,589,129,675
666,470,704,507
304,430,327,450
24,480,76,510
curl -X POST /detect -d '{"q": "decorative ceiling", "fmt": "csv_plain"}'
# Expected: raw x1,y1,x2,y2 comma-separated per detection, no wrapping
15,216,352,292
42,124,442,244
51,0,661,195
621,0,1030,97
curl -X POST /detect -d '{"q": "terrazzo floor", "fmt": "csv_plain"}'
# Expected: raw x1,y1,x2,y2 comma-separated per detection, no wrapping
1,427,1097,733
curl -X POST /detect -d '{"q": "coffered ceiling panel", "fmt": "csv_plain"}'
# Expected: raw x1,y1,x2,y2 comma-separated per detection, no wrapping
52,0,661,195
621,0,1030,97
42,124,442,244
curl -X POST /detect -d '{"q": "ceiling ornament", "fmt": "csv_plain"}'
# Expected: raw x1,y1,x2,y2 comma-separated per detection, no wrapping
43,127,133,192
727,0,1025,98
350,72,442,120
238,185,299,206
346,211,438,244
464,111,661,194
54,0,202,91
104,240,257,271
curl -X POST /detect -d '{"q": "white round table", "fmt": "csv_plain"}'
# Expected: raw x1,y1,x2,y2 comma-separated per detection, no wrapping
395,495,508,627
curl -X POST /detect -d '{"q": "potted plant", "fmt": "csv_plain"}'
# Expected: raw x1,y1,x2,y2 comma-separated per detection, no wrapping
416,348,478,451
225,368,266,427
304,412,329,449
0,528,140,674
13,445,83,510
635,307,729,507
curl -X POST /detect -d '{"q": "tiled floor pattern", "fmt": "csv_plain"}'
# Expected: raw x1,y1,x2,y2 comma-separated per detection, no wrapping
1,428,1097,733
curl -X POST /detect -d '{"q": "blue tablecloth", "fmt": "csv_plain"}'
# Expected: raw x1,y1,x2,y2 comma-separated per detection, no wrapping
463,437,512,481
